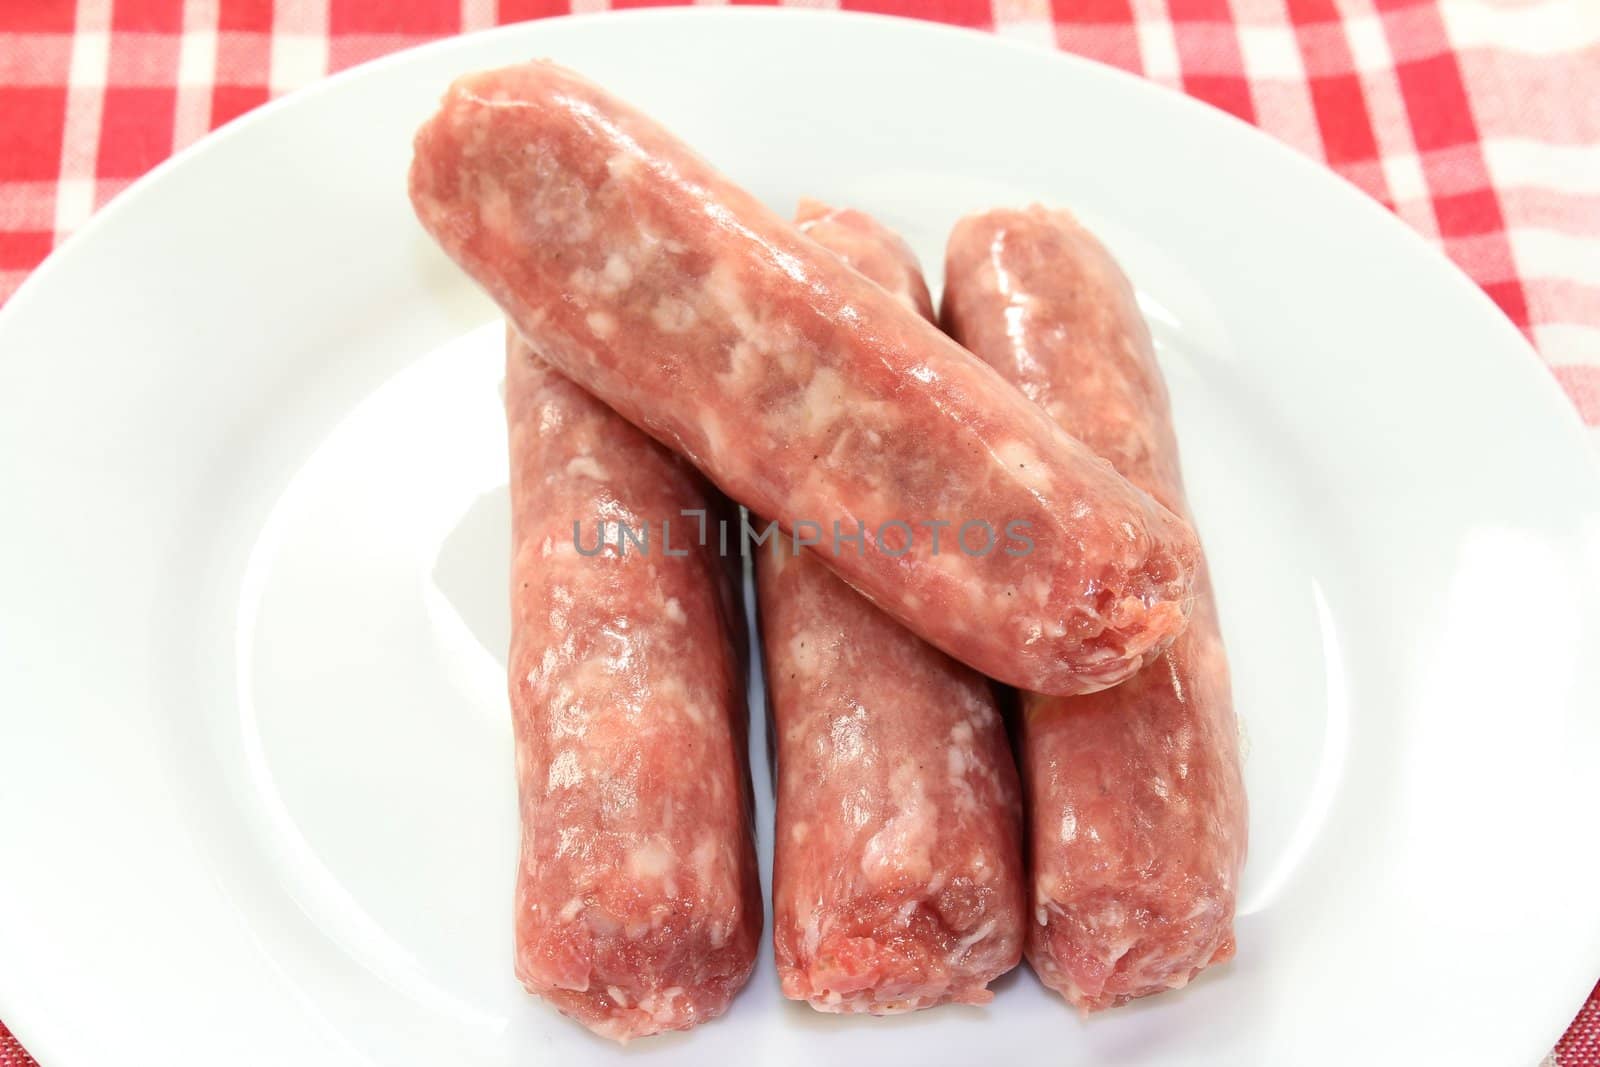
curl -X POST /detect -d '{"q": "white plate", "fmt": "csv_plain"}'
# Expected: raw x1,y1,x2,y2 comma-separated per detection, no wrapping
2,9,1598,1065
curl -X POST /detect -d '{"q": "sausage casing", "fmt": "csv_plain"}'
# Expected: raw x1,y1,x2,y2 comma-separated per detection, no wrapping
506,330,761,1040
765,204,1024,1013
942,208,1248,1010
411,61,1202,696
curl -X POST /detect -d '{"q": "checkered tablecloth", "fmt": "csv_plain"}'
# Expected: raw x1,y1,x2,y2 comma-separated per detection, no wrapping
1,0,1597,1063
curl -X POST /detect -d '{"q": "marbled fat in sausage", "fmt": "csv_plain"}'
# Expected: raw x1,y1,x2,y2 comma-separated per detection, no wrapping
505,328,760,1040
410,61,1201,697
764,204,1024,1013
941,208,1248,1010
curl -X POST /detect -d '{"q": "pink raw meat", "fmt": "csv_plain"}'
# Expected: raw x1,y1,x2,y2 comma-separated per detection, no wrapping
410,60,1201,697
942,207,1248,1010
505,328,760,1040
765,203,1024,1013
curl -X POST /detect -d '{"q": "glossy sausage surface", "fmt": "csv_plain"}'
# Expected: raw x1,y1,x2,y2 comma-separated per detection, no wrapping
764,204,1023,1013
411,61,1201,696
506,329,760,1040
942,207,1248,1010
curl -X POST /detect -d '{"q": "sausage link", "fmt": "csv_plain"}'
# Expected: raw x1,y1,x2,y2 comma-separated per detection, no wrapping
941,207,1248,1010
411,61,1200,697
765,204,1024,1013
794,199,935,321
506,328,760,1040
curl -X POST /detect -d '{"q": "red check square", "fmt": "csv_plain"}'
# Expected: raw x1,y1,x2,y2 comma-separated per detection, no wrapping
498,0,572,21
1185,75,1256,123
1395,53,1480,152
329,0,459,36
211,84,270,130
0,86,68,181
112,0,184,34
841,0,993,29
216,0,273,33
96,86,177,179
0,0,74,34
0,230,53,270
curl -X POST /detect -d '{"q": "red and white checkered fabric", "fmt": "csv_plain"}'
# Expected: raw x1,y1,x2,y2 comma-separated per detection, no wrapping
0,1,1596,1064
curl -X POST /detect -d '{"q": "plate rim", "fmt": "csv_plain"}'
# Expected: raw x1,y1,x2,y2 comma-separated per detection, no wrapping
5,6,1588,463
1,8,1598,1063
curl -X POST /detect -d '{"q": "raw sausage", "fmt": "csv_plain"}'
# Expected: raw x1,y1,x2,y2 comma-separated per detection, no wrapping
505,328,760,1039
942,209,1246,1010
765,203,1024,1013
941,207,1248,1010
412,63,1197,696
411,61,1200,697
794,199,935,321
